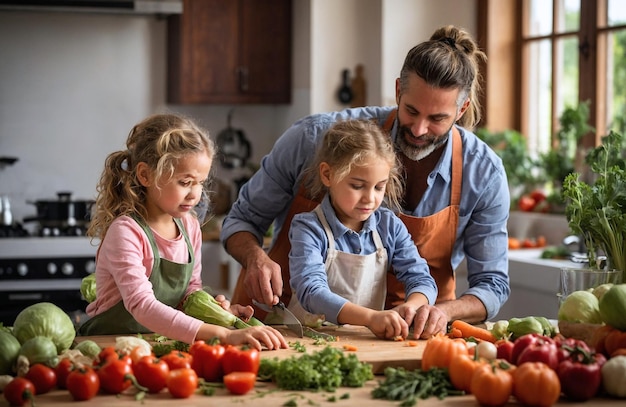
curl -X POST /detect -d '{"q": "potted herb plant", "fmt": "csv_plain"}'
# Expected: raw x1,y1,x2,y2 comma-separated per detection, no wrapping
562,130,626,278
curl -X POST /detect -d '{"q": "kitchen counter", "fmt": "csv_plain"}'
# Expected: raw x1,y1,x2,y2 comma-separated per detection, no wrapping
25,326,625,406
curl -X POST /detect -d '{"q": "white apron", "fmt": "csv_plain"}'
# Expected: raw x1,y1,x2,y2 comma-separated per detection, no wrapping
288,205,389,323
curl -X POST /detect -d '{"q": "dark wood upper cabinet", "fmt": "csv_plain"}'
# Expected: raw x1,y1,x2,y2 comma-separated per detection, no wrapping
167,0,292,104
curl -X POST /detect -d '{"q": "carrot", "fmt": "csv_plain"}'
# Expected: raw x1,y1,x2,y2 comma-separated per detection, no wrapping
450,320,497,343
343,344,358,351
405,341,419,347
449,327,463,338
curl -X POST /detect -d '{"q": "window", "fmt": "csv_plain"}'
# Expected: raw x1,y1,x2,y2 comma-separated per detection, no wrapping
520,0,626,154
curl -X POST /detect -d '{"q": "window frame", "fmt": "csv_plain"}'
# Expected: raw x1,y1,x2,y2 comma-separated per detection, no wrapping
477,0,626,150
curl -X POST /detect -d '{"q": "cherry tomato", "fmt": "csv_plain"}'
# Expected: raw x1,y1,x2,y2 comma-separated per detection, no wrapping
161,350,193,371
25,363,57,394
3,377,35,407
97,358,134,394
222,345,260,375
134,355,170,393
223,371,256,395
67,366,100,401
54,358,74,389
166,368,198,399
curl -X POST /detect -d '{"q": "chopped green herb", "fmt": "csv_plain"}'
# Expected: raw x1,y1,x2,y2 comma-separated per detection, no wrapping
290,341,307,352
372,367,464,407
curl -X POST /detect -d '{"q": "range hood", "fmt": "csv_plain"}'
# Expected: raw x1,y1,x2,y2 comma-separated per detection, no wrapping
0,0,183,15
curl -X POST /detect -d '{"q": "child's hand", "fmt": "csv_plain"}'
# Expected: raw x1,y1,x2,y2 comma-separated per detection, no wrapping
213,294,254,321
367,310,409,340
224,326,288,351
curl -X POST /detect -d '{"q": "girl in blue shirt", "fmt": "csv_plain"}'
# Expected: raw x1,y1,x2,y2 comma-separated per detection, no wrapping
287,119,440,340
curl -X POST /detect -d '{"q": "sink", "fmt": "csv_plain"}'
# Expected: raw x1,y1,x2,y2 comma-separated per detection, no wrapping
495,249,581,320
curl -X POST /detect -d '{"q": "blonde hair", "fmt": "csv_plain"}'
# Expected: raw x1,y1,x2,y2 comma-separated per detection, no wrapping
305,120,404,212
88,113,215,241
399,25,487,129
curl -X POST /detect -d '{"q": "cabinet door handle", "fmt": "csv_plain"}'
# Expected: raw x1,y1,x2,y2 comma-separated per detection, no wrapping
238,66,249,92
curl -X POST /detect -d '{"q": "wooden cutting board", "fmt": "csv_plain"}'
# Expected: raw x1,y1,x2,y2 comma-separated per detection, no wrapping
76,325,426,374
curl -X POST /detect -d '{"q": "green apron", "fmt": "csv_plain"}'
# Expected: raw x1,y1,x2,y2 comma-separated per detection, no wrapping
77,216,194,336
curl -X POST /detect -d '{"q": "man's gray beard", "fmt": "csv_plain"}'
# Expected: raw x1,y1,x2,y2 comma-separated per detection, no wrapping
396,133,448,161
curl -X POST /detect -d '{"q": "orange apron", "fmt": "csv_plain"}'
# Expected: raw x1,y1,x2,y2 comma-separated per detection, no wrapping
232,110,462,316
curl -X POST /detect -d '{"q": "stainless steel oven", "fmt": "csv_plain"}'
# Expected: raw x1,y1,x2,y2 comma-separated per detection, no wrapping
0,230,97,325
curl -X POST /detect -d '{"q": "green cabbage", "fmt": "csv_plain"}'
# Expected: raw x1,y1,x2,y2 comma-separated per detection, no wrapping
13,302,76,353
19,336,58,367
599,284,626,330
80,274,97,303
593,283,614,301
558,290,602,324
74,339,101,359
0,331,21,375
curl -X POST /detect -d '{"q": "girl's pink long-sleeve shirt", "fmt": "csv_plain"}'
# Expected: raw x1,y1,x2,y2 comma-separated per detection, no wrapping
85,215,204,343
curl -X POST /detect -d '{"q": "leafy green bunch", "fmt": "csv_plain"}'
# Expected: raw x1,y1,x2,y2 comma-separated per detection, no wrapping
562,130,626,277
258,346,373,391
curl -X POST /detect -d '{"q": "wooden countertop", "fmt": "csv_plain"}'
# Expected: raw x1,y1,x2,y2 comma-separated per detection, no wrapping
25,326,625,407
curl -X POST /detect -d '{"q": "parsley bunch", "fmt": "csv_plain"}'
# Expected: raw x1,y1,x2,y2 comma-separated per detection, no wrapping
258,346,373,391
563,130,626,277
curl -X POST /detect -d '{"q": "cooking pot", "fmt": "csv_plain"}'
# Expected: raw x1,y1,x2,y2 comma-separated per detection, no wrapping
23,191,94,228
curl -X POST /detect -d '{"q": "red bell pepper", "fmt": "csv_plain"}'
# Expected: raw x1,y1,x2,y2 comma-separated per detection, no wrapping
515,334,559,370
511,333,548,364
189,339,225,382
557,345,606,401
555,336,591,362
222,344,261,376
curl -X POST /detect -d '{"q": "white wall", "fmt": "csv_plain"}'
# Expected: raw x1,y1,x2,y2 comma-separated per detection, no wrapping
381,0,477,106
0,0,476,225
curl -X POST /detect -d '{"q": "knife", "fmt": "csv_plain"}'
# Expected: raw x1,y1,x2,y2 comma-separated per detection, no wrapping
252,300,304,338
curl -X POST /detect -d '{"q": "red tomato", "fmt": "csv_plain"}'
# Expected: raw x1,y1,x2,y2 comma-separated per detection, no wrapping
223,371,256,395
530,189,547,203
97,358,134,394
166,368,198,399
67,366,100,401
134,355,170,393
222,345,261,375
3,377,35,407
25,363,57,394
130,345,153,367
495,339,515,363
161,350,193,371
189,340,225,382
54,358,74,389
518,195,536,212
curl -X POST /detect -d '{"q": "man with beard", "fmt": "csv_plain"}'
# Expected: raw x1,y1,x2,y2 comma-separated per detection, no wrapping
220,25,510,337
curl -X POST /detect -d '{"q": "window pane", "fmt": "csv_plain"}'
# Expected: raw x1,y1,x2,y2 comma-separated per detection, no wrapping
525,40,553,155
608,0,626,26
605,29,626,134
559,0,580,32
555,36,579,117
527,0,553,37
